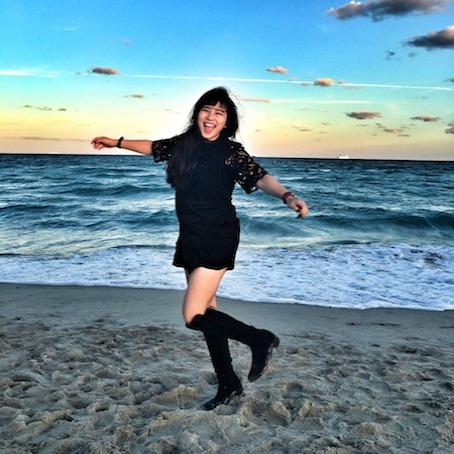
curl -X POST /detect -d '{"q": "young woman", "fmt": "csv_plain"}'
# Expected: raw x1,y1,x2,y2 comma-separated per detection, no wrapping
91,87,308,410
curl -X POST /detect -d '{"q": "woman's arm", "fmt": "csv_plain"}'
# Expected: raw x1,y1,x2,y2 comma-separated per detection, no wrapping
256,174,309,218
91,136,152,155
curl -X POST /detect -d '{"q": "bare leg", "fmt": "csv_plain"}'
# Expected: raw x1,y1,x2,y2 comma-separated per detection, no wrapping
183,267,226,324
185,269,218,311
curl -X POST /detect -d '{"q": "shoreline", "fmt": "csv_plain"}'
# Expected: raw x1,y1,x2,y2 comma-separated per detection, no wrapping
1,283,453,453
1,283,452,338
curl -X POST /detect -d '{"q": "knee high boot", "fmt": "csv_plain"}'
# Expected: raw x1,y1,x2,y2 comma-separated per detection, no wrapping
187,308,280,383
203,332,243,411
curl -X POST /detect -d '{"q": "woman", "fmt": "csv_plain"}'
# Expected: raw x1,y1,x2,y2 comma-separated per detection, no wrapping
91,87,308,410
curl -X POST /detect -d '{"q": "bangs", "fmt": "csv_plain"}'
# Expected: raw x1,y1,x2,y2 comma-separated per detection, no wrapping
189,87,239,138
198,89,230,109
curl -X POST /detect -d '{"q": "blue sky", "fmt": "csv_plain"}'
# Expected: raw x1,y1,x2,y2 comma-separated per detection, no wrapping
1,0,453,159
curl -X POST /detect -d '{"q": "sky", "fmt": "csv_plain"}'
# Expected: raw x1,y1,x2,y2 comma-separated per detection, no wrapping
1,0,453,160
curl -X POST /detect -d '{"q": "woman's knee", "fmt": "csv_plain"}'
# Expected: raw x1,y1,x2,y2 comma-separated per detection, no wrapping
182,267,224,324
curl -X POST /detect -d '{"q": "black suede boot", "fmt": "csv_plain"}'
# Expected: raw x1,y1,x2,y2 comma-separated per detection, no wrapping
203,332,243,411
187,309,279,382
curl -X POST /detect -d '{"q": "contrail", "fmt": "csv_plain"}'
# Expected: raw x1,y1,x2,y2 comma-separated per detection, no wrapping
130,73,454,92
2,69,452,92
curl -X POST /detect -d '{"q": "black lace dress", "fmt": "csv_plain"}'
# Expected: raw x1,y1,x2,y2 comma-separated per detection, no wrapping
152,135,268,273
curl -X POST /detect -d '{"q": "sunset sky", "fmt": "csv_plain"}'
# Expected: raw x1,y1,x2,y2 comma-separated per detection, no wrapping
1,0,453,160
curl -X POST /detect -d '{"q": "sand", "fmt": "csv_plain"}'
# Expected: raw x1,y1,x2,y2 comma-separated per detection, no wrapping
0,283,453,454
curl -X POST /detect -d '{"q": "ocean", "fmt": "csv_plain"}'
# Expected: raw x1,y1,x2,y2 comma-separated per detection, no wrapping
1,154,453,311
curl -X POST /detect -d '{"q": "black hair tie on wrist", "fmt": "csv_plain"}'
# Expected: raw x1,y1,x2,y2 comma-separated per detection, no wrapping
116,136,124,148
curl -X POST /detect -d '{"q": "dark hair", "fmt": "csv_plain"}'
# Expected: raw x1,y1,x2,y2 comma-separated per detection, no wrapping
166,87,239,189
186,86,239,139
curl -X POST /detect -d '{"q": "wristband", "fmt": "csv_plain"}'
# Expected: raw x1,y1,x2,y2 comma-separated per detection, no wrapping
282,191,295,204
116,136,124,148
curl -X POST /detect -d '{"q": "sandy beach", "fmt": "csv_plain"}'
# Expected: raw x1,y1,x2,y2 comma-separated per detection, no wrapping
1,283,453,453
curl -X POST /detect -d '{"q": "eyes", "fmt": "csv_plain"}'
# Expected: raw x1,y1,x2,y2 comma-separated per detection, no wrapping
201,106,226,117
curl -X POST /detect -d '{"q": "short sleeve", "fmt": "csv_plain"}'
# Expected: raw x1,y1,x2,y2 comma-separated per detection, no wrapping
152,135,182,163
226,142,268,194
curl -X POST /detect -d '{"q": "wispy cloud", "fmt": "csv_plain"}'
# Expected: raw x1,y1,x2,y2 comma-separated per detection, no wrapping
266,66,288,74
406,25,454,49
327,0,450,22
411,115,440,122
237,96,271,103
130,74,454,91
346,111,382,120
21,105,67,112
2,68,453,92
14,136,86,142
0,68,60,78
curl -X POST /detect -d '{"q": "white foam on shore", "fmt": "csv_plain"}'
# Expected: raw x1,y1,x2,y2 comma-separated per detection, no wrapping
1,243,453,311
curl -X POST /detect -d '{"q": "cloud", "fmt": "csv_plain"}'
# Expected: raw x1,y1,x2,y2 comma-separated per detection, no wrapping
328,1,366,20
314,78,336,86
406,25,454,50
445,126,454,134
0,68,60,78
411,115,440,122
125,94,145,98
346,111,382,120
18,136,85,142
327,0,450,21
238,97,271,103
91,67,120,75
383,128,402,134
22,105,66,112
266,66,288,74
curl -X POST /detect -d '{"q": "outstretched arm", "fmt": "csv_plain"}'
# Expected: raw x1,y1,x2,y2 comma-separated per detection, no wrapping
91,136,152,155
256,174,308,218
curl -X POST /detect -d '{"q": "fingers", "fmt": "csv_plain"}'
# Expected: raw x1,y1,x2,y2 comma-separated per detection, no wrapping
91,137,112,150
294,201,308,218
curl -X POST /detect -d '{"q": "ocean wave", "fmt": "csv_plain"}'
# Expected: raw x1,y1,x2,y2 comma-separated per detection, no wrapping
2,155,454,310
1,242,453,311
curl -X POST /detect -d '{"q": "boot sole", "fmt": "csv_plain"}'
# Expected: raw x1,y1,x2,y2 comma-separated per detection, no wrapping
203,387,243,411
248,335,280,382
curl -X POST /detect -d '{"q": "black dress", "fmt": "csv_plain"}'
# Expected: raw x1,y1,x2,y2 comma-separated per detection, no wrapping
152,135,267,273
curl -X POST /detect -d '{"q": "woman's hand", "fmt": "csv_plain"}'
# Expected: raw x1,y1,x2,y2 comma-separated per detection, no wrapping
91,137,117,150
286,196,309,218
255,174,309,218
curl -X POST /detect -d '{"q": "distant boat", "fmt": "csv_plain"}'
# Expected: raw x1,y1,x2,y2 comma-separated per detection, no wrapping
337,155,350,159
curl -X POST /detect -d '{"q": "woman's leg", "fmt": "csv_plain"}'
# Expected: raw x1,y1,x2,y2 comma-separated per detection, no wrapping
183,267,242,410
182,267,226,324
184,269,217,311
183,267,279,384
187,309,279,382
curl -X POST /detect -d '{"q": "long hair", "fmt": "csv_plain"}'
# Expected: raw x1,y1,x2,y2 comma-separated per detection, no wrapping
166,87,239,190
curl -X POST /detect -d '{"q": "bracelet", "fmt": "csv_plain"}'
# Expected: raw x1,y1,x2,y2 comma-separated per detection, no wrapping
116,136,124,148
282,191,295,204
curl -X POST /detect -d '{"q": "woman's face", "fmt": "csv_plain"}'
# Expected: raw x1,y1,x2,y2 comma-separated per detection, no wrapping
197,102,228,141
